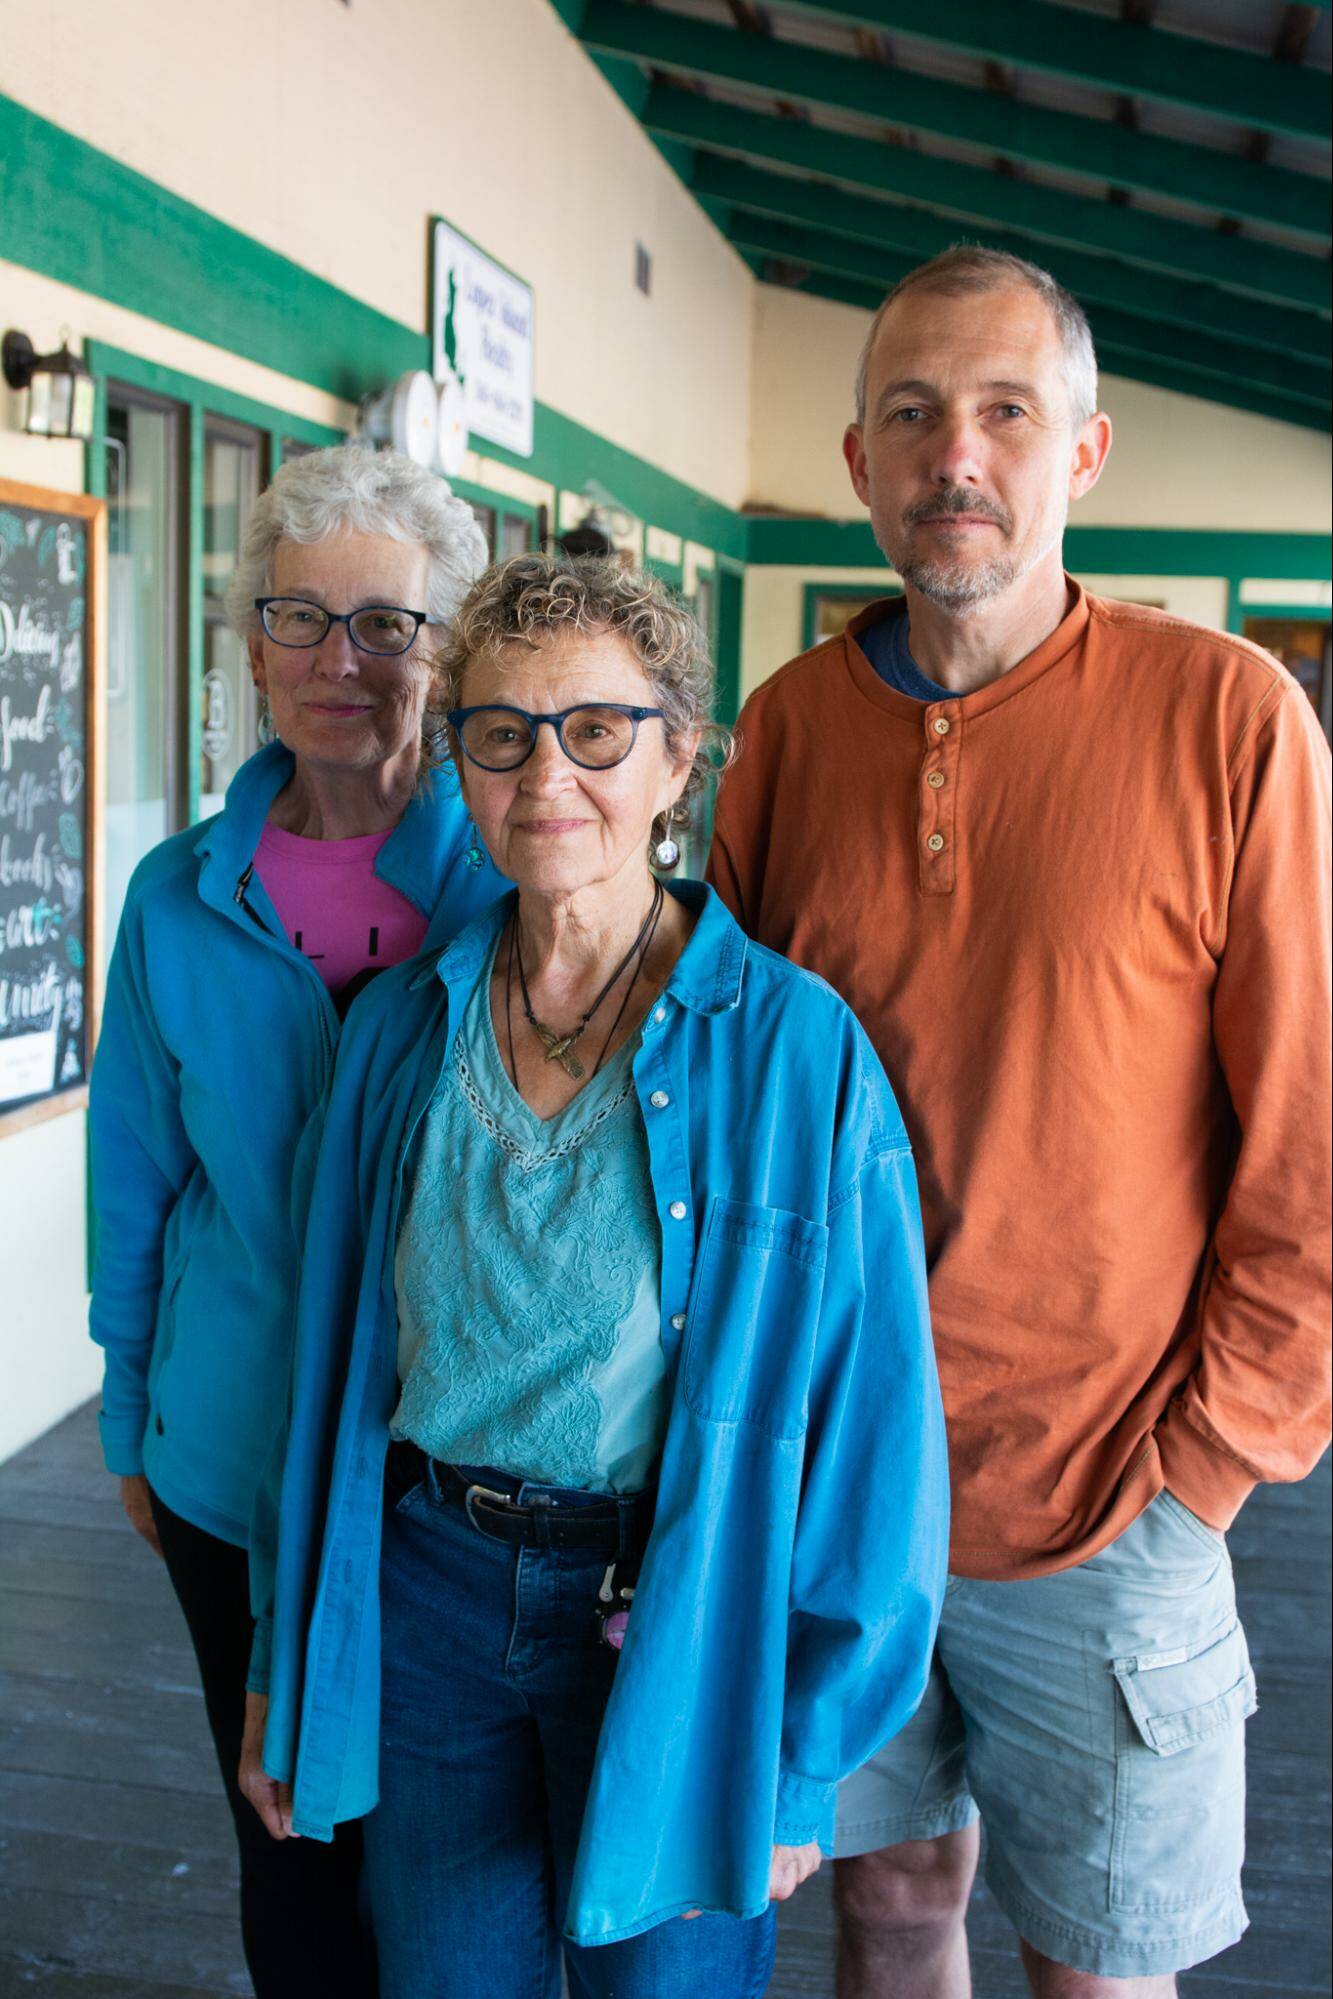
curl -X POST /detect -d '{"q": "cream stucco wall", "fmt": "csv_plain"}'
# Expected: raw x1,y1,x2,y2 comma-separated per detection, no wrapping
10,0,753,511
748,286,1333,532
0,1113,99,1464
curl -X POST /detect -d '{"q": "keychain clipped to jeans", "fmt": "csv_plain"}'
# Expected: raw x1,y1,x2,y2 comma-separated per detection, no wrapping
596,1561,636,1650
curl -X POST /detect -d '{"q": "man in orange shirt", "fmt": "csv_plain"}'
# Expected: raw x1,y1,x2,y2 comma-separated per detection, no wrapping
709,247,1331,1998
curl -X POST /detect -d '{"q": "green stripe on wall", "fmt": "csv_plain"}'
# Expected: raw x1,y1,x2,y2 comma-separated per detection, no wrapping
0,94,424,401
746,519,1333,578
2,92,1326,585
0,91,746,560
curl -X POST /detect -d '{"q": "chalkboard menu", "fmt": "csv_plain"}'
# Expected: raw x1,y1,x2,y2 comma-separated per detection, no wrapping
0,479,105,1136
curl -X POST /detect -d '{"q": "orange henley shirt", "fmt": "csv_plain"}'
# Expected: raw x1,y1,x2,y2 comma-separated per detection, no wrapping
710,583,1332,1580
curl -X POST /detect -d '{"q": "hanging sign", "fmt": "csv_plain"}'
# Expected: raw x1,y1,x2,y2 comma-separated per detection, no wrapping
431,217,534,459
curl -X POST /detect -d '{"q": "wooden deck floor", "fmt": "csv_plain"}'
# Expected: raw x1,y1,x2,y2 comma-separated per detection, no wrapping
1,1404,1327,1997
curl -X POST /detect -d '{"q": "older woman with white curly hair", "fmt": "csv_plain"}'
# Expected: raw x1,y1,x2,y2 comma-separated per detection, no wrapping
241,554,949,1999
87,443,503,1995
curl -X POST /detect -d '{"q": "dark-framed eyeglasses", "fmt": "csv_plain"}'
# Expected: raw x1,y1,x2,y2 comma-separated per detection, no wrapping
255,597,428,657
447,703,666,772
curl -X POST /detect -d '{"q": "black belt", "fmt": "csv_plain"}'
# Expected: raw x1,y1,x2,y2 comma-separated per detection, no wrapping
388,1440,653,1558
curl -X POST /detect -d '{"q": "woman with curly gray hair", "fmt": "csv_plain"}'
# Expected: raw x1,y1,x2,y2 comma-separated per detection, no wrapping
89,444,504,1995
242,554,949,1999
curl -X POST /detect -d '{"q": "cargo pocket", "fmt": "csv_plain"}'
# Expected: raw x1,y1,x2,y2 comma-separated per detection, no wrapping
1109,1616,1256,1916
682,1196,827,1439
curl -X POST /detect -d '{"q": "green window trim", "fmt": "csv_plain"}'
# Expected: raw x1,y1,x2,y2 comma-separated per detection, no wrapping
801,580,902,654
85,342,344,825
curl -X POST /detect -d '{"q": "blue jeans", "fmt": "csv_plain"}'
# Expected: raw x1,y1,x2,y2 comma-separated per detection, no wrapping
364,1451,778,1999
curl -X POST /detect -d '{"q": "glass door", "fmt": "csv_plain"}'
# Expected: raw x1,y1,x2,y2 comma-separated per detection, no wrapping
201,418,265,815
104,387,186,942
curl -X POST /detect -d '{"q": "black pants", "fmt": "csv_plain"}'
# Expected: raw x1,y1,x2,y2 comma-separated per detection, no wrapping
149,1487,377,1998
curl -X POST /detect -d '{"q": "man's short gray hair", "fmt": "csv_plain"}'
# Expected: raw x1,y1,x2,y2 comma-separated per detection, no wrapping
225,443,487,634
853,246,1099,430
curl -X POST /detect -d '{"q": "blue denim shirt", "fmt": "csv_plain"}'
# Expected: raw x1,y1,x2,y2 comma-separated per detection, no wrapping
253,883,949,1945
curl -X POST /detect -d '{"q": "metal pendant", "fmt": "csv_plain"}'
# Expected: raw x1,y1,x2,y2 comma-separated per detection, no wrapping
533,1024,585,1079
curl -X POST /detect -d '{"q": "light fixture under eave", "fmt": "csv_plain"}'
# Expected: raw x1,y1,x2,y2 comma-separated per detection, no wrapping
356,370,439,467
2,331,97,441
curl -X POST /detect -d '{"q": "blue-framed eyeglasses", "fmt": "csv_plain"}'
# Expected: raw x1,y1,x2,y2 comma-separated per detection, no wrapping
447,703,666,772
255,597,428,657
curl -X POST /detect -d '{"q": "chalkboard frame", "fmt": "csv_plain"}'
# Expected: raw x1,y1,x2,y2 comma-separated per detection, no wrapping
0,477,106,1140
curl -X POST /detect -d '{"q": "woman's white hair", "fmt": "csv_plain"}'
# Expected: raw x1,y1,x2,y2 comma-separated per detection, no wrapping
224,443,487,635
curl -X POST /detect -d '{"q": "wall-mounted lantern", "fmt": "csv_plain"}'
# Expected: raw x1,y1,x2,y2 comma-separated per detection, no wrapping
2,330,97,441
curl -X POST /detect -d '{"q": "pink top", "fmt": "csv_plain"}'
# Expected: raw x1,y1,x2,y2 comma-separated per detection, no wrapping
254,823,429,996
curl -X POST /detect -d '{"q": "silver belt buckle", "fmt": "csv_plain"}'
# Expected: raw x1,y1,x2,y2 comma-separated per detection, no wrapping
464,1481,515,1532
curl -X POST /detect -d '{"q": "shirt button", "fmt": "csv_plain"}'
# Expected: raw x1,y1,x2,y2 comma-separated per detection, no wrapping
926,833,945,853
926,771,946,789
932,716,950,735
652,1007,667,1025
669,1200,687,1220
650,1090,670,1109
671,1313,686,1331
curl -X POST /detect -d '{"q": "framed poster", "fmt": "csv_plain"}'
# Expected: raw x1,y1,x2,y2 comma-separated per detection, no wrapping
0,478,106,1137
431,216,535,458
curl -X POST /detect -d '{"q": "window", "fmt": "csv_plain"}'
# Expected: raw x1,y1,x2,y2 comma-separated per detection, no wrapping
1244,617,1332,742
500,510,533,560
469,502,497,559
201,419,265,814
104,387,187,940
808,591,885,645
691,571,715,653
466,500,536,565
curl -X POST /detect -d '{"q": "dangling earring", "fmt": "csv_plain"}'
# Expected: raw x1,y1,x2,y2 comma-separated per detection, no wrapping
257,696,277,746
464,816,487,872
653,834,681,871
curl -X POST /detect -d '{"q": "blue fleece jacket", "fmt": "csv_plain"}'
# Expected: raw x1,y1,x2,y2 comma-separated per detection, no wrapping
88,743,504,1544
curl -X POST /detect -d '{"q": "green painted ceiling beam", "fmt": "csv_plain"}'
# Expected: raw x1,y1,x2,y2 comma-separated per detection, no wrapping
730,212,1329,408
774,269,1332,431
1088,303,1329,408
779,0,1330,143
697,156,1330,364
645,86,1331,317
579,2,1328,233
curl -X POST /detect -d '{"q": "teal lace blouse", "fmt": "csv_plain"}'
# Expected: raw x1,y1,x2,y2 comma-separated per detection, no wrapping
392,944,667,1494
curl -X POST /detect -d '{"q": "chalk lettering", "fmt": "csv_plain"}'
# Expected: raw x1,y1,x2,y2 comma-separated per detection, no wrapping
0,832,53,893
0,684,52,773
